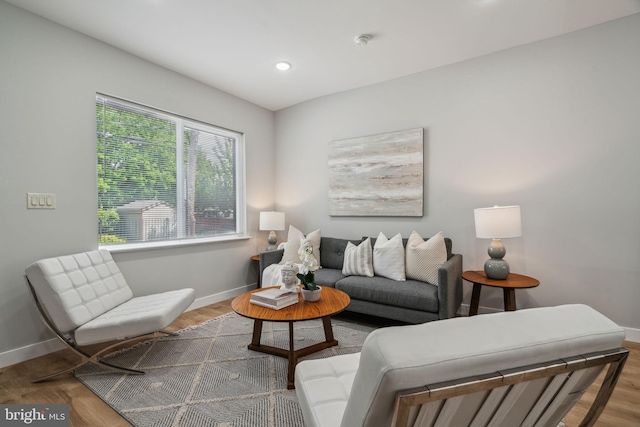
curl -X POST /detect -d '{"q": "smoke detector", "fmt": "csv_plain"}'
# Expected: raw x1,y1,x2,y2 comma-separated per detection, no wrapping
354,34,370,47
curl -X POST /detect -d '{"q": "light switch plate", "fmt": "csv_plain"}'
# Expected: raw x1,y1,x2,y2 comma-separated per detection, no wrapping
27,193,56,209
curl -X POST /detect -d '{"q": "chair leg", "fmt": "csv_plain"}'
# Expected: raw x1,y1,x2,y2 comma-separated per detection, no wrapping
30,330,180,383
579,348,629,427
32,357,145,383
25,276,180,382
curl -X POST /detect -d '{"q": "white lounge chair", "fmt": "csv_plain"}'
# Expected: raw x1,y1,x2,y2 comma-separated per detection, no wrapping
25,249,195,382
295,304,628,427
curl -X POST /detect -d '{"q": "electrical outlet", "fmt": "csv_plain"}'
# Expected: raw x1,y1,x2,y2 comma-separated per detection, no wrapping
27,193,56,209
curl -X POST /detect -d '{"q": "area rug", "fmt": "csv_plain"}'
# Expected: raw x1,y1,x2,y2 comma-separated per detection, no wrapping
75,312,374,426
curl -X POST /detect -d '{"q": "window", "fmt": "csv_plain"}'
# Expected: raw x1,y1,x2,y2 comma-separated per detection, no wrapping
96,95,245,248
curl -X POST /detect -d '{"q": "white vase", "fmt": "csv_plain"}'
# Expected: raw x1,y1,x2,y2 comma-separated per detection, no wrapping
301,286,322,302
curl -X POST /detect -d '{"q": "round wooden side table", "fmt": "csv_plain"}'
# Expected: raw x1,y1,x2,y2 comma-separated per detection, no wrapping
462,270,539,316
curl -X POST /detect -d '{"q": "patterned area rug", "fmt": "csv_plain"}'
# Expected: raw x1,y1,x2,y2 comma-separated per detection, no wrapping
75,312,374,426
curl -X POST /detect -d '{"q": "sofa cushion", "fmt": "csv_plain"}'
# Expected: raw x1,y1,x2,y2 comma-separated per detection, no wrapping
373,232,406,281
405,230,447,285
314,268,344,288
346,299,439,324
280,225,321,265
342,238,374,277
320,237,362,270
336,276,439,313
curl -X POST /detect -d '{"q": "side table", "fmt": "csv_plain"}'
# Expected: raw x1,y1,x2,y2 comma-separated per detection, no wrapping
462,270,539,316
251,255,261,287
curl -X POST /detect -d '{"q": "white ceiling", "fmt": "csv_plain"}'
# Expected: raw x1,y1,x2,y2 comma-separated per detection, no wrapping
6,0,640,111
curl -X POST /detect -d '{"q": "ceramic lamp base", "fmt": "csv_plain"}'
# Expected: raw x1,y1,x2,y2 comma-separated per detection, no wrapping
266,230,277,251
484,238,510,280
484,259,510,280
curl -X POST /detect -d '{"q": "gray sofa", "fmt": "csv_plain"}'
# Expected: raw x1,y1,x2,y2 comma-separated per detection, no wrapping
259,235,463,323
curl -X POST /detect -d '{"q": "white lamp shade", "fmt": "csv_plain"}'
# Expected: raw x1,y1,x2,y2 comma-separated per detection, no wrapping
474,205,522,239
259,211,285,231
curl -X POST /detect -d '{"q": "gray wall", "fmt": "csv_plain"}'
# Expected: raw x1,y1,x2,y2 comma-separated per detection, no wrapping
274,15,640,334
0,2,275,362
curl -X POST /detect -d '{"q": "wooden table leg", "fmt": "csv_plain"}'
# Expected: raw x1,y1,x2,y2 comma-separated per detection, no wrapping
287,322,296,389
322,316,336,343
247,318,340,390
250,319,263,346
469,283,482,316
504,288,517,311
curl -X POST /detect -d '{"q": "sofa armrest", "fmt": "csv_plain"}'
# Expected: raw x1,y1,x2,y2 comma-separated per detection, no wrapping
437,253,463,319
259,249,284,281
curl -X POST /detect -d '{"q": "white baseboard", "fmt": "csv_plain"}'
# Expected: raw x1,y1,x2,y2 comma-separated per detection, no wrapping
458,303,639,344
623,327,640,344
457,303,503,317
186,283,255,311
0,338,66,370
0,283,258,369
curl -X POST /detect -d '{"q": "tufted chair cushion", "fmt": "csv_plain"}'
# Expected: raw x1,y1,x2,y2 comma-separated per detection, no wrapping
26,250,133,334
295,353,361,427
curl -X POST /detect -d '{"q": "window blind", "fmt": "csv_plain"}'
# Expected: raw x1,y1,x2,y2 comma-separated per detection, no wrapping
96,95,243,246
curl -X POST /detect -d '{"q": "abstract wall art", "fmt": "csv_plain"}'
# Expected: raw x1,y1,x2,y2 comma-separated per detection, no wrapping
328,128,424,216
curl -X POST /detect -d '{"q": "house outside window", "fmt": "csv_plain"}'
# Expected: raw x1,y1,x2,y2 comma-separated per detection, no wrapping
96,95,245,249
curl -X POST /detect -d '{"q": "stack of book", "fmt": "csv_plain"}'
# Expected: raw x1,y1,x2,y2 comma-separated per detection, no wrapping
250,287,299,310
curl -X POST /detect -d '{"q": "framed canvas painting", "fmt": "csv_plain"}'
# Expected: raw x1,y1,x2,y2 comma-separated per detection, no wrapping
328,128,424,216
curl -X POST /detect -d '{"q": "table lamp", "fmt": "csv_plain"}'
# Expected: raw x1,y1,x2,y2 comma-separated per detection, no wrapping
474,205,522,280
259,211,285,251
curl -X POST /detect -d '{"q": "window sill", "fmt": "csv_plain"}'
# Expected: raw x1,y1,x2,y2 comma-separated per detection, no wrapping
101,234,252,254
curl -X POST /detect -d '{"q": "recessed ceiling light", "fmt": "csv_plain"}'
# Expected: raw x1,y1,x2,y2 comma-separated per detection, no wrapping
354,34,370,47
276,62,291,71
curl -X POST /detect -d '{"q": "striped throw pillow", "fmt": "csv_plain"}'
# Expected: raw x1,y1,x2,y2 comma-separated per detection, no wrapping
342,238,374,277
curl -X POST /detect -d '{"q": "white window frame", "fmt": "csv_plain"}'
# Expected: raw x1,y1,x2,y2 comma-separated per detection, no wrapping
96,94,248,252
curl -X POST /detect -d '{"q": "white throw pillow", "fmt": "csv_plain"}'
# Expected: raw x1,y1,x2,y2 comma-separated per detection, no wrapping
279,225,321,265
342,238,374,277
373,232,406,281
405,231,447,285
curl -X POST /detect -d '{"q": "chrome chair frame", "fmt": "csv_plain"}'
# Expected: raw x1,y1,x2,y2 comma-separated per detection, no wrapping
392,347,628,427
25,276,178,383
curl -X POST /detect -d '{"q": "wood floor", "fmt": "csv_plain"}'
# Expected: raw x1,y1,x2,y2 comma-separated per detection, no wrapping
1,299,638,427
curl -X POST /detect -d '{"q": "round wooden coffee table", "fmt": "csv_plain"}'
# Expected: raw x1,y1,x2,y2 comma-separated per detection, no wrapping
231,286,350,389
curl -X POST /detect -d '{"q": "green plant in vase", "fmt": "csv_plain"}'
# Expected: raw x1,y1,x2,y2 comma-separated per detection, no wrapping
297,238,319,291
